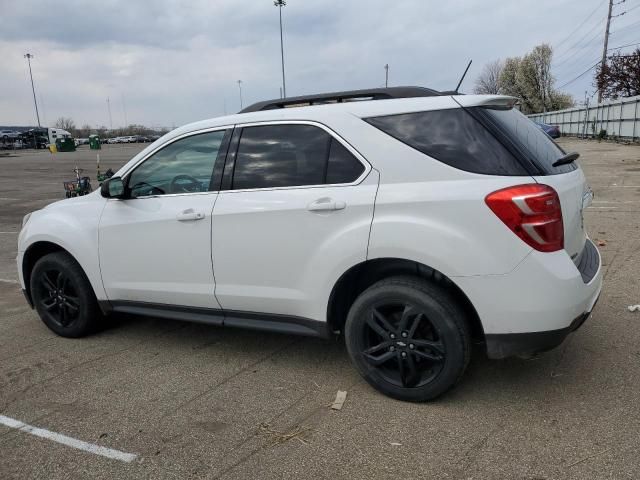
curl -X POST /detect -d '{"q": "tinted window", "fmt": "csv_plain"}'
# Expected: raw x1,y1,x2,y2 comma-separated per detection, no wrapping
128,130,227,197
326,139,365,184
232,124,330,190
480,107,574,174
365,109,527,176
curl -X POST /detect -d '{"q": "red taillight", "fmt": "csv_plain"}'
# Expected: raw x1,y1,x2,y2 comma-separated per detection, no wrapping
485,184,564,252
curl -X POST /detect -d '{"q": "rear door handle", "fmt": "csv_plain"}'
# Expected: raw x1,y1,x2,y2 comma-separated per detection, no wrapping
307,198,346,212
176,208,205,221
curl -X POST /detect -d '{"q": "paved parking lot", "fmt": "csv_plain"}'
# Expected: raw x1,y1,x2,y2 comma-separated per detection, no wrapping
1,140,639,479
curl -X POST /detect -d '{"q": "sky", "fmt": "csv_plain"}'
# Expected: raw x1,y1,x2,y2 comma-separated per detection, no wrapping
1,0,639,130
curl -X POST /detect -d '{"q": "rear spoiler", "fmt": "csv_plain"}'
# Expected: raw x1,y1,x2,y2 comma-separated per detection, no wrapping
453,95,519,110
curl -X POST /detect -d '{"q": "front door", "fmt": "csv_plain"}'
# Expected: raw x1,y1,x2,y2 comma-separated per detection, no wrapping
99,129,230,309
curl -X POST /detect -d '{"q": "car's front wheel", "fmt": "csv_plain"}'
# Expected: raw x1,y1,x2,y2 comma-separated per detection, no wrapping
345,276,471,402
30,252,104,338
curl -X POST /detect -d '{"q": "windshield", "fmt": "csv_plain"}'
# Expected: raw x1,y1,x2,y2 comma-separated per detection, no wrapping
480,107,575,175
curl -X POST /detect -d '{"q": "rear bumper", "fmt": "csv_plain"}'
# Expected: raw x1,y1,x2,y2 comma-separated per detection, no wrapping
485,296,598,359
455,238,602,358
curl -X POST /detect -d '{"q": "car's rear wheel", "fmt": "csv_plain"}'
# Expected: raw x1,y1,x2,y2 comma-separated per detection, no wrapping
30,252,103,338
345,276,470,402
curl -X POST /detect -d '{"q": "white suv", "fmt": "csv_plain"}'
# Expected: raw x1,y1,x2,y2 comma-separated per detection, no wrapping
17,87,602,401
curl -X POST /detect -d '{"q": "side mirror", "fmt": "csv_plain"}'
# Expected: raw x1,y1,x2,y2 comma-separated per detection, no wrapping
101,176,126,199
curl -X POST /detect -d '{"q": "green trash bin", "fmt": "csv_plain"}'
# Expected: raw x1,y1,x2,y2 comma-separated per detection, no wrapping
89,135,101,150
55,137,76,152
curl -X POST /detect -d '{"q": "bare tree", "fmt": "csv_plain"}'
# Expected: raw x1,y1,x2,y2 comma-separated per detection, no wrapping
54,117,76,132
596,48,640,99
76,124,92,137
474,59,504,94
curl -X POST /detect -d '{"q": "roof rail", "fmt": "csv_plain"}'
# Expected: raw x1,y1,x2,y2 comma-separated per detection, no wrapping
239,86,443,113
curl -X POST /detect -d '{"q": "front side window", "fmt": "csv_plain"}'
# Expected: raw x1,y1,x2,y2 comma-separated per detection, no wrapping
128,130,227,197
231,124,365,190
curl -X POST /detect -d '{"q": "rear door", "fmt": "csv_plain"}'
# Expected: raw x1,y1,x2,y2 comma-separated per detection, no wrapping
211,121,377,320
478,107,589,260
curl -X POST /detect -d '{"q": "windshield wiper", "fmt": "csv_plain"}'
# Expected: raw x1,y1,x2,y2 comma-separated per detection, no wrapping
552,152,579,168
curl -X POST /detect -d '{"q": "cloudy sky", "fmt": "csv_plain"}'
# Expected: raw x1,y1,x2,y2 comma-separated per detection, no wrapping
1,0,638,129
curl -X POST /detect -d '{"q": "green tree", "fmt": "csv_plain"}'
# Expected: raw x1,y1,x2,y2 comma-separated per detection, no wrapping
497,44,574,114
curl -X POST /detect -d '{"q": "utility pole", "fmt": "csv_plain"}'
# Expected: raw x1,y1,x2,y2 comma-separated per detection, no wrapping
598,0,626,103
237,80,243,109
24,53,41,127
384,64,389,88
582,92,590,139
274,0,287,98
598,0,614,103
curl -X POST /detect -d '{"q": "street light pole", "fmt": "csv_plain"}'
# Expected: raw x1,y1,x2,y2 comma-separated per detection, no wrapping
24,53,41,127
384,64,389,88
107,97,113,130
237,80,243,109
274,0,287,98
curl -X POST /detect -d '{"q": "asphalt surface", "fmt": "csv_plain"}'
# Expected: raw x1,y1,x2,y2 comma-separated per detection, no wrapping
0,141,639,479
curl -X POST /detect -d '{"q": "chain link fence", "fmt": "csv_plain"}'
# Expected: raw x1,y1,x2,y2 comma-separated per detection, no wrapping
528,95,640,141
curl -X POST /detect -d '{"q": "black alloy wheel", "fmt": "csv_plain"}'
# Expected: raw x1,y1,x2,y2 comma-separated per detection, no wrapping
35,268,81,329
360,303,445,388
345,276,470,402
30,252,103,337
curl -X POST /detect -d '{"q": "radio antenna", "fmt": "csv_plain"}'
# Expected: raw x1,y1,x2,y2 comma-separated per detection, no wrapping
454,60,473,93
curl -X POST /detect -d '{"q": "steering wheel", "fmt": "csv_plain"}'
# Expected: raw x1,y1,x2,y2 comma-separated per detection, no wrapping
170,174,202,194
130,181,164,197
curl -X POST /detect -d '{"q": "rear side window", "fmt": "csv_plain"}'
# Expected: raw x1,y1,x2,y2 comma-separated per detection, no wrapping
365,109,528,176
326,139,365,184
231,124,365,190
478,107,575,174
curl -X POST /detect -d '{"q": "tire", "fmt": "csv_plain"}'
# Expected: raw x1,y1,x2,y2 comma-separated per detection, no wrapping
345,276,471,402
30,252,104,338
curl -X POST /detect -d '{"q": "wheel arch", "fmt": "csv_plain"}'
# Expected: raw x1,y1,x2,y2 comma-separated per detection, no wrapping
326,257,484,341
22,241,94,309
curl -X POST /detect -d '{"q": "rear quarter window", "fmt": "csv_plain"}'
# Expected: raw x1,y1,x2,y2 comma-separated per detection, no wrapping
477,108,575,175
365,108,528,176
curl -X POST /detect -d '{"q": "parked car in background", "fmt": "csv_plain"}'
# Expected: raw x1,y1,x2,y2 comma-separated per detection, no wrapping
535,122,561,139
17,87,601,402
1,129,20,140
106,137,120,144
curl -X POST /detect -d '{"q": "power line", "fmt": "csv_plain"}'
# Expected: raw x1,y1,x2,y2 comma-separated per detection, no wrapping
608,41,640,49
553,26,605,70
554,0,606,51
557,60,601,89
625,3,640,13
553,21,604,64
611,18,640,34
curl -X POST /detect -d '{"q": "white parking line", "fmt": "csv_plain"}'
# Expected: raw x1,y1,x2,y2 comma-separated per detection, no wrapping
0,415,138,463
0,279,19,284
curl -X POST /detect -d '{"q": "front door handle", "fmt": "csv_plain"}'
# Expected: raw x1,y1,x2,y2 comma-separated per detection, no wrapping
307,198,346,212
176,208,205,221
